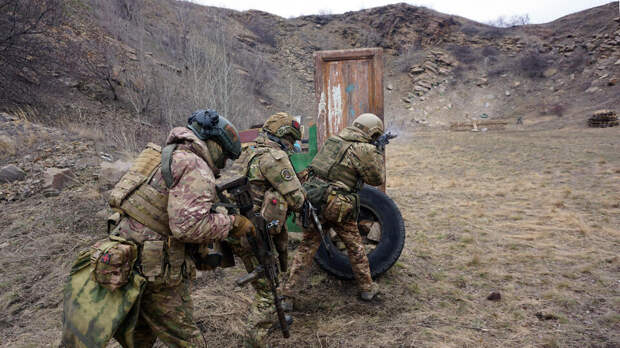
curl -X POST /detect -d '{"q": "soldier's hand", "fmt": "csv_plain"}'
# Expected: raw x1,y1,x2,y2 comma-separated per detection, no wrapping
229,214,256,239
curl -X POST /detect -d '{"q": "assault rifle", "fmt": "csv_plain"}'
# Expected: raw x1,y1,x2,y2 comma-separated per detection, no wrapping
301,200,332,258
215,177,291,338
372,131,397,152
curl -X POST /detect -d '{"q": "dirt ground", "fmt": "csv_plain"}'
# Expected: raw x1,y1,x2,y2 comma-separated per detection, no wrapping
1,126,618,347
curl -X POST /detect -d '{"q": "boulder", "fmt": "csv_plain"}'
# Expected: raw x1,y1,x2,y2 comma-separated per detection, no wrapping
43,168,75,191
0,165,26,183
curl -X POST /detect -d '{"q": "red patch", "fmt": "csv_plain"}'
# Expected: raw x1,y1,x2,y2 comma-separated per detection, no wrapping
292,120,300,130
101,253,111,264
271,199,278,205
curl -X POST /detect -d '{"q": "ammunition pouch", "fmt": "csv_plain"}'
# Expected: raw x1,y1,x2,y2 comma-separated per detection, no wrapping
90,235,138,292
261,189,288,234
302,177,331,211
139,238,194,286
324,190,359,223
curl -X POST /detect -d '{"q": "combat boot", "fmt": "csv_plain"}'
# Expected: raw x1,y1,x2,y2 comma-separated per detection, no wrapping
360,282,380,301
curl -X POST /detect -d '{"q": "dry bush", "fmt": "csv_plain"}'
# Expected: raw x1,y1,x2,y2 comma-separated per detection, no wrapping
448,45,479,65
0,0,65,105
395,46,426,73
487,14,530,27
84,0,255,134
519,51,550,78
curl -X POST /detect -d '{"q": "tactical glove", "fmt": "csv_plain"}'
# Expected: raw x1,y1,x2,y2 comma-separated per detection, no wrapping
228,214,256,240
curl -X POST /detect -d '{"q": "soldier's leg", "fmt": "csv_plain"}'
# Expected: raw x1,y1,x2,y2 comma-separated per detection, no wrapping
227,237,273,306
333,219,373,292
283,226,322,295
139,280,203,347
227,235,276,347
115,315,158,348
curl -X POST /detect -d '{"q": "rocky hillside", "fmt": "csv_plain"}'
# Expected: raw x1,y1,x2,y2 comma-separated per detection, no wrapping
1,2,619,347
1,1,618,149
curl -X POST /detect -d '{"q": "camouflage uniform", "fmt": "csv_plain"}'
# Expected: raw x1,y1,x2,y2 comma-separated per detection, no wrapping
226,113,304,341
285,125,384,295
112,127,234,347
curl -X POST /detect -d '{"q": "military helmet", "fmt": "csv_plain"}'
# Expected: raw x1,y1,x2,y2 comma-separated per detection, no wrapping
352,113,384,139
187,109,241,160
262,112,302,141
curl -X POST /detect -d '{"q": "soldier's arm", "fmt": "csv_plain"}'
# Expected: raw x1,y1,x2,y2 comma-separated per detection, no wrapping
351,143,385,187
167,151,232,243
260,151,305,211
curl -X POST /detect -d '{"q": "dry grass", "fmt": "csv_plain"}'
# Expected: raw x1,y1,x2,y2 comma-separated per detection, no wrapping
0,127,618,347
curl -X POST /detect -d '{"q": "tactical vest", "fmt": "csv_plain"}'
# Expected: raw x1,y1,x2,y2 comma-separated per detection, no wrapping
108,143,171,237
308,136,359,191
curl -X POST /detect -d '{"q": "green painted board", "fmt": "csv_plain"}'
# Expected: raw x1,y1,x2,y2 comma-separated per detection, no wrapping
286,125,317,232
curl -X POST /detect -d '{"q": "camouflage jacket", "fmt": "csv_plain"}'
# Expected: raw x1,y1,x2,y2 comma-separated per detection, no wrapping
115,127,232,244
243,134,305,212
312,126,385,191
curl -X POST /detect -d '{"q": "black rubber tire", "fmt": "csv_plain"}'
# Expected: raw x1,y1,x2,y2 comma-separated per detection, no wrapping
314,185,406,280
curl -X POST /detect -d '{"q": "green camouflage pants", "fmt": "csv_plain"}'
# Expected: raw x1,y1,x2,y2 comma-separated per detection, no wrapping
285,216,373,294
227,231,288,345
115,279,203,348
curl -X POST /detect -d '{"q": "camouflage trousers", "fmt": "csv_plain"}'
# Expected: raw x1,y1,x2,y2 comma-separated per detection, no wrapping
228,229,288,306
115,279,203,348
227,229,288,345
285,217,373,294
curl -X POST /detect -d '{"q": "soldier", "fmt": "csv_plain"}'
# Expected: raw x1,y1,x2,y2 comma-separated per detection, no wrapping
283,113,385,303
62,109,256,347
229,112,305,342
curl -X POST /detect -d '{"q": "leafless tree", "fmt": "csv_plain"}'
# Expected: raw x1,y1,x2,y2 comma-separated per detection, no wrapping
0,0,64,104
487,14,530,28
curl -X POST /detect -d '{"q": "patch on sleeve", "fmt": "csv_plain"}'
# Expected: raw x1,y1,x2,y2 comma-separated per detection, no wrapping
280,168,294,181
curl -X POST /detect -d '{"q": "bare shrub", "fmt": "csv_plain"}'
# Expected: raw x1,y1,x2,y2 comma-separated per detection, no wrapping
448,45,478,65
0,0,65,104
519,52,549,78
79,35,121,101
487,14,530,27
395,47,426,73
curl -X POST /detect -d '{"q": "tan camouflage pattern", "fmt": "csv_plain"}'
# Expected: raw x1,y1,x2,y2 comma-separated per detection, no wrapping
246,134,305,213
116,127,232,245
223,132,305,343
285,209,373,293
262,112,301,140
108,127,234,347
284,127,385,295
328,126,385,191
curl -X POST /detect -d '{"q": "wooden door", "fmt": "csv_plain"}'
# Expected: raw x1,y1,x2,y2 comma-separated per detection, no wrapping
314,48,384,147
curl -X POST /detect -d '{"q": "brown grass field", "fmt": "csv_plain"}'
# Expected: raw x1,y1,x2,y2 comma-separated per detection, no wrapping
1,126,618,347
